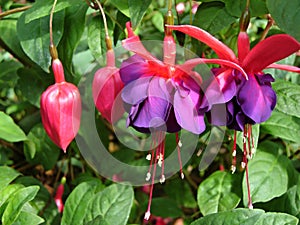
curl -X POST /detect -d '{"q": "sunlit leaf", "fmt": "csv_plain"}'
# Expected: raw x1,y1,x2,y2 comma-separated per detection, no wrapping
0,112,27,142
198,171,240,215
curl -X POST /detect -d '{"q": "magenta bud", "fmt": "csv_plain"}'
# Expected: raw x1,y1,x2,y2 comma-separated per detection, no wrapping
40,59,81,152
92,66,124,123
54,183,64,213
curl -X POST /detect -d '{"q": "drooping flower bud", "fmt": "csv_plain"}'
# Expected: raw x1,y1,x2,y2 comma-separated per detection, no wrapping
40,59,81,152
92,49,124,123
54,177,66,213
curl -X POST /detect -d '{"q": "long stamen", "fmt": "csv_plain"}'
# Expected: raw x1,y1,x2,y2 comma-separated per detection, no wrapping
176,133,184,179
243,124,253,209
144,141,159,221
159,132,166,184
231,131,237,173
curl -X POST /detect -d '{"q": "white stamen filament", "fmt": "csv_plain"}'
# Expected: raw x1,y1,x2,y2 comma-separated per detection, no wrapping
160,175,166,184
146,172,151,181
241,161,246,169
144,211,151,220
146,154,151,161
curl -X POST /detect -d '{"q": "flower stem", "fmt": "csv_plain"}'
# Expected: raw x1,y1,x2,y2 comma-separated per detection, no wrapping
260,14,274,41
94,0,112,50
167,0,173,12
0,5,31,19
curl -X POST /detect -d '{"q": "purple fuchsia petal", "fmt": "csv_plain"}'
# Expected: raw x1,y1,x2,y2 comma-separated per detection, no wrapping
174,84,205,134
167,25,237,62
126,77,175,132
237,74,276,124
203,68,237,109
242,34,300,73
120,55,151,84
121,76,152,105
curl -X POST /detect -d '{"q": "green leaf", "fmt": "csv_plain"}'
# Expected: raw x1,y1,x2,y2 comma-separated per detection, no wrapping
198,171,240,216
0,112,27,142
164,178,197,208
152,12,164,33
109,0,129,17
0,166,21,191
266,0,300,41
85,215,110,225
0,15,33,66
193,2,236,35
2,186,39,225
61,180,102,225
242,143,290,205
0,59,22,89
16,67,51,108
87,14,113,63
225,0,268,17
13,211,44,225
24,124,60,170
272,80,300,119
261,110,300,143
57,0,88,74
17,9,65,72
191,208,299,225
128,0,152,29
0,184,24,216
24,0,71,23
259,185,300,217
113,11,129,46
147,197,182,218
85,184,134,225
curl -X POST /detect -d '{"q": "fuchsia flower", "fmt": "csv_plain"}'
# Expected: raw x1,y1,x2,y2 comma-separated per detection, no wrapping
93,46,124,123
120,21,248,220
168,24,300,131
40,59,81,152
168,14,300,208
54,183,64,213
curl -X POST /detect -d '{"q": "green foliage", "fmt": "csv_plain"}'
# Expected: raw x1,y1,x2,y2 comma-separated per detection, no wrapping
266,0,300,42
0,112,27,142
198,171,240,215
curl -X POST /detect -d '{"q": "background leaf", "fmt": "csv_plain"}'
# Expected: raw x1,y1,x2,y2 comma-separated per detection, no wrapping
198,171,240,216
242,141,291,205
84,183,134,225
17,9,65,72
24,0,71,23
266,0,300,41
2,186,39,225
0,166,21,191
272,80,300,119
87,14,113,63
193,2,236,35
128,0,152,30
61,180,103,225
191,208,299,225
57,0,88,76
261,110,300,143
16,67,52,108
0,112,27,142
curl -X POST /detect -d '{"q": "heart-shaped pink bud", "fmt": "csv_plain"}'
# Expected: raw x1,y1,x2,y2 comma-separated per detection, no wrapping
92,50,124,123
40,59,81,152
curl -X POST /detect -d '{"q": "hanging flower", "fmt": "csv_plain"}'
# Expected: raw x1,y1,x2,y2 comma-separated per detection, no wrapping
40,59,81,152
93,48,124,123
168,23,300,131
119,21,248,220
168,12,300,208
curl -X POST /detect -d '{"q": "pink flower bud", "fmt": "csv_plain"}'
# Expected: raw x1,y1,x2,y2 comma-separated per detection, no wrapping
192,2,199,14
54,183,64,213
176,2,185,15
40,59,81,152
92,50,124,123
